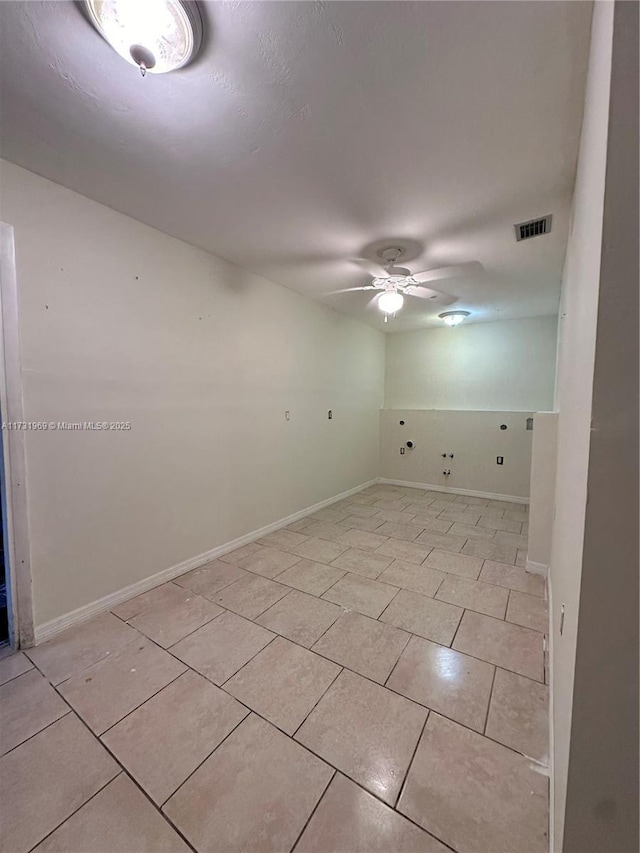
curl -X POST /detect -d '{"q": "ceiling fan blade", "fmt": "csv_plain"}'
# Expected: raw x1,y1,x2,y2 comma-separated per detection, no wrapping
350,257,389,278
412,261,483,283
403,285,457,305
324,285,379,295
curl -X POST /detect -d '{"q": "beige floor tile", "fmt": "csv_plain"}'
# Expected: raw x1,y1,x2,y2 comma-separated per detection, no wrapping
303,520,350,542
507,590,549,633
423,548,484,580
125,585,223,648
476,504,506,518
59,638,186,734
256,528,309,550
341,503,381,518
414,530,467,553
322,573,399,618
225,636,340,734
171,610,274,684
516,548,527,567
453,610,544,681
437,508,482,525
448,521,496,541
398,713,548,853
522,521,529,535
256,589,342,647
429,498,459,510
286,517,313,532
404,502,440,517
350,493,380,506
494,530,529,550
173,560,247,598
477,515,522,533
296,773,449,853
289,536,349,564
373,498,412,511
380,589,463,646
112,582,183,622
0,714,119,853
0,650,33,685
504,509,529,523
376,507,419,523
164,714,332,852
211,573,289,618
312,611,410,684
374,538,432,565
235,545,301,578
376,520,425,541
462,538,518,565
310,506,352,524
487,500,527,513
339,514,387,532
26,612,139,685
336,528,389,552
103,670,248,804
436,575,509,619
296,670,426,805
410,515,454,534
387,636,494,732
33,774,191,853
479,561,545,597
458,496,490,508
330,547,393,579
485,668,549,763
0,669,70,755
218,542,264,565
275,558,346,596
378,561,445,598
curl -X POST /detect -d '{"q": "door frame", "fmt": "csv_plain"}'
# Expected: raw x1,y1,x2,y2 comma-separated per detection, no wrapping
0,221,34,647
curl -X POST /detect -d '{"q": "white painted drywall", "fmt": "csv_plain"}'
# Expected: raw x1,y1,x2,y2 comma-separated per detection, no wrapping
527,412,558,571
0,161,385,628
384,316,557,411
552,3,639,850
380,409,533,500
547,2,636,849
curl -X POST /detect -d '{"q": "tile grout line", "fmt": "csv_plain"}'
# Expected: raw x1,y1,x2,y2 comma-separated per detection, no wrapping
288,770,337,853
482,665,499,736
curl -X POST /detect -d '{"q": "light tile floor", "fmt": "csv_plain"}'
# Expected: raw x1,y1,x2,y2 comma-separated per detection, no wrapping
0,485,549,853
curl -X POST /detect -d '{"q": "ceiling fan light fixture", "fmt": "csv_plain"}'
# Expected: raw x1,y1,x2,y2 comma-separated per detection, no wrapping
378,291,404,314
439,311,470,326
84,0,202,75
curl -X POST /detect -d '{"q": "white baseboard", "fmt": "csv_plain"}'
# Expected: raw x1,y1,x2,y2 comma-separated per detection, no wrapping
377,478,529,505
526,559,549,577
34,478,378,645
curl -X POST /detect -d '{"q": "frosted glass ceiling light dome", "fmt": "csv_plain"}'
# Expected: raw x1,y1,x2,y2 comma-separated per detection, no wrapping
378,290,404,314
439,311,470,326
84,0,203,75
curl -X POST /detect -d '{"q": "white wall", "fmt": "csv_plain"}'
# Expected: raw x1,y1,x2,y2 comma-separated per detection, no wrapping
527,412,558,571
384,316,557,412
552,2,639,850
380,409,533,500
548,2,613,846
0,161,385,630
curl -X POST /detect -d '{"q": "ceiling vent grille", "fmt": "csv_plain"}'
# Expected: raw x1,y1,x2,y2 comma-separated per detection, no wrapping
514,215,553,242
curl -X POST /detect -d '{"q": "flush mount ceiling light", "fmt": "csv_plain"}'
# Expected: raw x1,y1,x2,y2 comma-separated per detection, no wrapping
378,290,404,315
439,310,470,326
84,0,203,76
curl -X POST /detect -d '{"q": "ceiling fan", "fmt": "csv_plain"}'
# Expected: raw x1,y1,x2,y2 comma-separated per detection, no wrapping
327,247,482,320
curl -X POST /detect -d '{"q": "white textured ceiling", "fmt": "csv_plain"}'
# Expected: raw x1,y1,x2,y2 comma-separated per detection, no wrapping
0,1,592,331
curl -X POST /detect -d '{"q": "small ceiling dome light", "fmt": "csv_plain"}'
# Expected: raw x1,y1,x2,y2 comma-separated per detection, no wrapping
84,0,203,76
378,290,404,314
439,311,470,326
